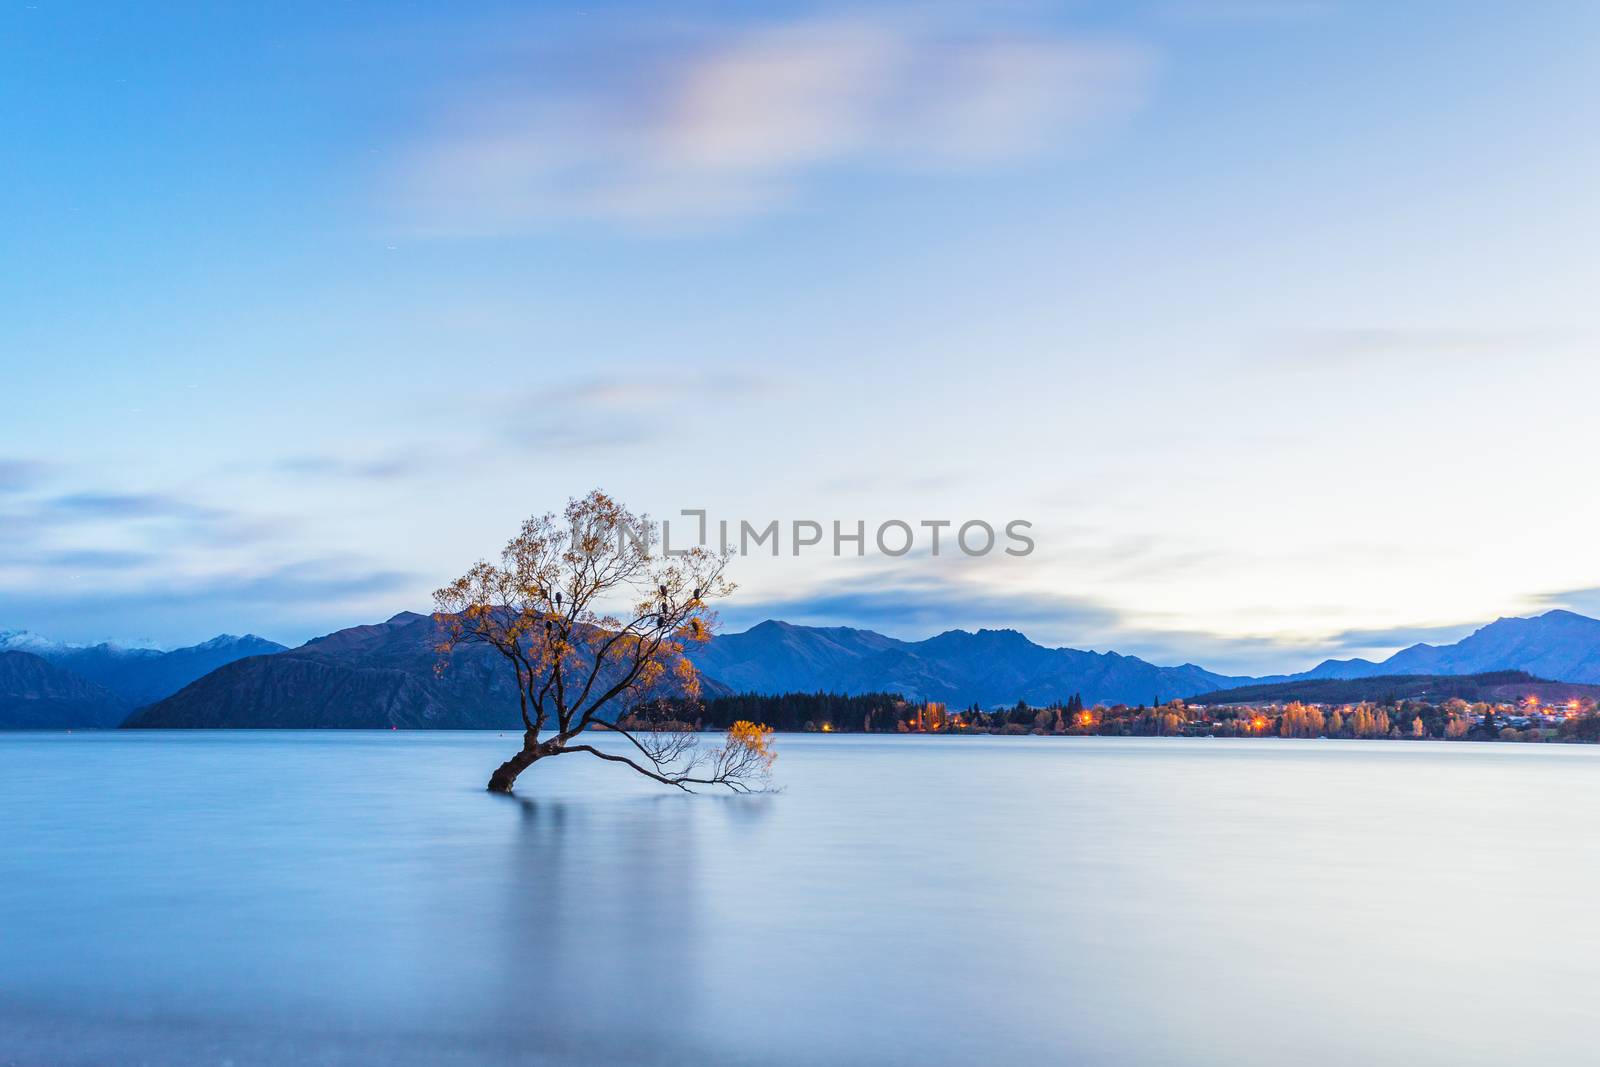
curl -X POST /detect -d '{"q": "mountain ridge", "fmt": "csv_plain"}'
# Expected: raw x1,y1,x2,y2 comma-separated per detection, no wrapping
127,612,545,729
0,632,289,726
40,634,288,707
18,608,1600,729
691,620,1246,706
129,614,1250,728
0,650,128,729
1287,610,1600,685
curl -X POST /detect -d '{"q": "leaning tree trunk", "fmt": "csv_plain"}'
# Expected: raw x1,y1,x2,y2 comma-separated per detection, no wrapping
487,731,547,793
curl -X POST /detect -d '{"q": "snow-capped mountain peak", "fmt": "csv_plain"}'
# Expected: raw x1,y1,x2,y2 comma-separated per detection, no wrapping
0,629,74,654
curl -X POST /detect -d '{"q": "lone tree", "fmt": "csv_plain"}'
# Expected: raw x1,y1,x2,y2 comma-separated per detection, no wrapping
433,490,775,794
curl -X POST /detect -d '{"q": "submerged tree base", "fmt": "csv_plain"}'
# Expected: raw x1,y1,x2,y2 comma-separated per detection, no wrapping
487,755,535,793
487,732,549,792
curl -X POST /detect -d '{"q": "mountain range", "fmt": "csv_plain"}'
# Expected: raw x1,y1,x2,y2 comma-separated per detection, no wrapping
1287,610,1600,684
124,616,1245,729
0,651,128,730
124,612,529,730
7,609,1600,729
0,631,285,728
692,620,1241,707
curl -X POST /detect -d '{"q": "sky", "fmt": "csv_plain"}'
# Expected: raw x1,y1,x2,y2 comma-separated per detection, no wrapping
3,1,1599,673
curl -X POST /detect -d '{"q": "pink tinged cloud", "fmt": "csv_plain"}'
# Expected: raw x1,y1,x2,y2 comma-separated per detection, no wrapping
394,17,1154,233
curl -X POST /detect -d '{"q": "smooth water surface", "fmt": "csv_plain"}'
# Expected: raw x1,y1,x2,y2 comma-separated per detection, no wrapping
4,732,1600,1065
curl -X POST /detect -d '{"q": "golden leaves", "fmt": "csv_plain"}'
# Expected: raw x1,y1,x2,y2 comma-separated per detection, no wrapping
727,720,777,770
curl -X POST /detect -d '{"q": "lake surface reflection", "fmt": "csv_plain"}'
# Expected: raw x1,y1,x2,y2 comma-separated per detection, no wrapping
4,732,1600,1065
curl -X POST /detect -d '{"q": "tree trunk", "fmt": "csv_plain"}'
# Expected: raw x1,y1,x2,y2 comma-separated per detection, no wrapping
487,732,545,793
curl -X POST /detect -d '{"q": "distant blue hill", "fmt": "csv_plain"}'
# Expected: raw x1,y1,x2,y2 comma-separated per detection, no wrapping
48,634,288,706
128,614,1250,728
690,619,1244,707
0,650,127,730
0,632,287,728
1262,610,1600,687
696,611,1600,704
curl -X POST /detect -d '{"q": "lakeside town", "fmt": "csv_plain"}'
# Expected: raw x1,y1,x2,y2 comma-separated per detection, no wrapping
638,689,1600,743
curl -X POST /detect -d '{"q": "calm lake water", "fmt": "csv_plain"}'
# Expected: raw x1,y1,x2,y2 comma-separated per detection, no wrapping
4,732,1600,1066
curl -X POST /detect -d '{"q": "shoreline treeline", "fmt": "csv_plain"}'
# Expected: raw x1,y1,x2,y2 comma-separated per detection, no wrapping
626,691,1600,743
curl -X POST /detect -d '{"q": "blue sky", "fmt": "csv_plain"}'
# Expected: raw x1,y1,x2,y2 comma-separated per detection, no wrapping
3,1,1599,672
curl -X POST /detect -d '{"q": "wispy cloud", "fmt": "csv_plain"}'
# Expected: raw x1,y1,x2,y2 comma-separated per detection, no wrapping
1530,587,1600,619
1316,620,1485,657
42,491,226,522
33,548,162,571
273,453,428,482
0,489,287,553
510,370,772,452
0,459,50,494
394,14,1153,233
0,468,414,644
0,483,298,609
0,559,419,648
727,567,1126,640
195,559,419,605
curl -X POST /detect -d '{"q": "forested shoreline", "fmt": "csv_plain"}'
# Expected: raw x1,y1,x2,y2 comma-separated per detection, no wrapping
626,690,1600,743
